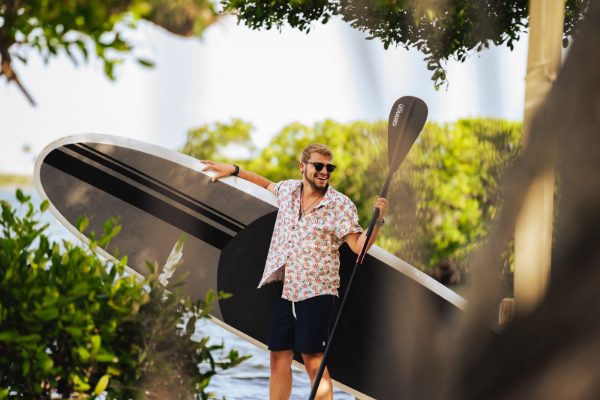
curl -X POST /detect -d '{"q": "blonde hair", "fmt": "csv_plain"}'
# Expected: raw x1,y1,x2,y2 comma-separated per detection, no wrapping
301,143,333,162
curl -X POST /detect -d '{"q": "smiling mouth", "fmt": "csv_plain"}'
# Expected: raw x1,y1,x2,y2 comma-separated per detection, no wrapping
316,175,328,181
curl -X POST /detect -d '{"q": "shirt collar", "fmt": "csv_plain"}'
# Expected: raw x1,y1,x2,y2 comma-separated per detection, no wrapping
296,180,335,209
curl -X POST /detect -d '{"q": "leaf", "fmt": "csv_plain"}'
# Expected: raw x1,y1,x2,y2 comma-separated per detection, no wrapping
94,374,110,395
111,225,121,237
104,59,123,80
22,359,30,375
91,334,101,353
103,219,112,234
78,347,91,361
26,202,34,218
187,316,197,336
205,289,216,304
107,365,121,376
0,330,20,342
76,40,88,60
218,290,233,300
65,326,83,337
73,374,91,391
18,334,41,342
108,35,131,52
145,260,155,274
15,54,28,65
95,350,118,362
35,307,59,321
77,215,89,233
136,58,156,68
65,45,79,67
16,189,25,203
38,353,54,371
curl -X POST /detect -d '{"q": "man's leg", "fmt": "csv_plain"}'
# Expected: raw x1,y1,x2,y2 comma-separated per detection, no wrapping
270,350,294,400
302,352,333,400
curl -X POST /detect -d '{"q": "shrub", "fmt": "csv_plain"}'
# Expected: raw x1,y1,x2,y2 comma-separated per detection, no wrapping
0,190,248,399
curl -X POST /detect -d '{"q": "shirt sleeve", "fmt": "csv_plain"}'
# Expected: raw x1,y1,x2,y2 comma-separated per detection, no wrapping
335,201,363,240
273,180,289,207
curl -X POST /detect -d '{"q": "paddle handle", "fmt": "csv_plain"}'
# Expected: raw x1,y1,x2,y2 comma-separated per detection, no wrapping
307,187,384,400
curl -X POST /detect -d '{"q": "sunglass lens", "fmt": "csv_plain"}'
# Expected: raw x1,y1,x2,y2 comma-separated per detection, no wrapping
306,162,335,172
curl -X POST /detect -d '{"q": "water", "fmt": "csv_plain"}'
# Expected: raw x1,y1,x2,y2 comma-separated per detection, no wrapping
0,188,354,400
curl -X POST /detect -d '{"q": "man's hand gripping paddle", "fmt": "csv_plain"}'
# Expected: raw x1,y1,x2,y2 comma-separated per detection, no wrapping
307,96,428,400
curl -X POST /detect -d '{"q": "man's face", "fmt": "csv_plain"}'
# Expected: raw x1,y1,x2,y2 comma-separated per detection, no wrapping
300,152,333,191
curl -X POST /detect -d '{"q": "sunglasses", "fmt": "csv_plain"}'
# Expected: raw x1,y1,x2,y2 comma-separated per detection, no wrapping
304,161,337,173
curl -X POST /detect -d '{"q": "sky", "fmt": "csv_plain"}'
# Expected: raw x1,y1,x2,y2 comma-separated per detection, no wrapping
0,15,529,175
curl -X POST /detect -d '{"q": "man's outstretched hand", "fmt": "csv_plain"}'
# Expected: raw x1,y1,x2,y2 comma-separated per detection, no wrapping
200,160,236,181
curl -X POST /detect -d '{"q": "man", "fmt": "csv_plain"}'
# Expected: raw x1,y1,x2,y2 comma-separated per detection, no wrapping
201,143,388,400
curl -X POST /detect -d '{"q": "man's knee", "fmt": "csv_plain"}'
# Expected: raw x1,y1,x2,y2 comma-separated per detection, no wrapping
270,350,294,370
301,353,324,376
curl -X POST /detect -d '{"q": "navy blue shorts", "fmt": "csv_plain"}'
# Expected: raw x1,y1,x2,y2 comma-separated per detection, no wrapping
268,295,339,354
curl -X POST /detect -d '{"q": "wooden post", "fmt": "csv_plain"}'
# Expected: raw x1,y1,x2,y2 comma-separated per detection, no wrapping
514,0,564,317
499,298,515,327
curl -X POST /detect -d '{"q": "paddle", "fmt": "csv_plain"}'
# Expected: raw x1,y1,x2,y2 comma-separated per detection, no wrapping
307,96,428,400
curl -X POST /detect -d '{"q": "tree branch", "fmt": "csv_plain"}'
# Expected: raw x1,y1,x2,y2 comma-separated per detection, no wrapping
0,48,36,106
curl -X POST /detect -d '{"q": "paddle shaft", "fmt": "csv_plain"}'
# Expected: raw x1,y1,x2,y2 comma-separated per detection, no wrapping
307,173,392,400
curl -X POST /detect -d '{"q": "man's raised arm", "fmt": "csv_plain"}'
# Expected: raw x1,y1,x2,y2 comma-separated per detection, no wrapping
200,160,278,194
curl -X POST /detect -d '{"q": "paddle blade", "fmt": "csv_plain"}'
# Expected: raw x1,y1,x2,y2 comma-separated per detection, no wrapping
387,96,428,172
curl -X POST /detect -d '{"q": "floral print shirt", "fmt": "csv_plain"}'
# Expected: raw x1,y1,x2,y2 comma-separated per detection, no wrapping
257,180,363,301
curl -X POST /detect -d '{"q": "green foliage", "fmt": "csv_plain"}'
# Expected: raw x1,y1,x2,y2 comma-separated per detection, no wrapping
179,119,256,162
0,0,218,103
223,0,588,89
0,190,249,399
179,117,521,278
392,119,522,271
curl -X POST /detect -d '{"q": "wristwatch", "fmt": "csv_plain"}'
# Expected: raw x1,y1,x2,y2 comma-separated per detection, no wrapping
232,165,240,176
375,217,386,227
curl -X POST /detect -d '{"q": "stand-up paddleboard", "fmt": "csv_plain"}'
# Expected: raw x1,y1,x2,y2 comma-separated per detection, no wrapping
34,134,467,400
